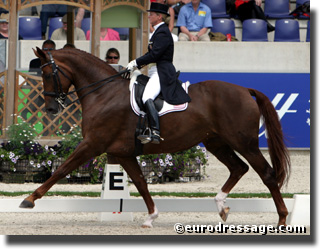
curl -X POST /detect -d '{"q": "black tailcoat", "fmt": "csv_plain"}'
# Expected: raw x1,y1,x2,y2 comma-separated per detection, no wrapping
136,23,191,105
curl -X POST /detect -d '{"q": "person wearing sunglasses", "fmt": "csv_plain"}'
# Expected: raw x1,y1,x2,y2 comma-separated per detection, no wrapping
105,48,124,71
29,40,56,75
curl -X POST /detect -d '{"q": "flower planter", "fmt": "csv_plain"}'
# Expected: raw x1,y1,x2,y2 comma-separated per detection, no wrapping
1,172,26,183
0,160,51,183
137,158,203,184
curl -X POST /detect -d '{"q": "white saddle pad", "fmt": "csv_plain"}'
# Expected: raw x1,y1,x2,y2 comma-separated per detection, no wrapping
129,70,190,117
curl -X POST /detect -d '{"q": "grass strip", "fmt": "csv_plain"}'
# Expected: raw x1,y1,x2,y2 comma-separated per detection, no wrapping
0,191,296,198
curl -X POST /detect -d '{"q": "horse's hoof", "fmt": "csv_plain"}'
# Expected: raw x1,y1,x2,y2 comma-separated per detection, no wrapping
19,199,35,209
219,207,230,222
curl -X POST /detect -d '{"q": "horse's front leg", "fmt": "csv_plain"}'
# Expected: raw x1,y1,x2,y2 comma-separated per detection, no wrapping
19,141,93,208
117,156,158,228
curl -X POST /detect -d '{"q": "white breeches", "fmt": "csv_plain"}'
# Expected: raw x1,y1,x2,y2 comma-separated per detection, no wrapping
142,66,161,104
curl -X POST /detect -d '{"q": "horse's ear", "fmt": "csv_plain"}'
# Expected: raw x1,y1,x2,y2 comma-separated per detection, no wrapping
33,47,46,59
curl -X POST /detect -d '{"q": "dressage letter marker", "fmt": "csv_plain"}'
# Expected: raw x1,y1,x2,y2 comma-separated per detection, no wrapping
98,164,133,222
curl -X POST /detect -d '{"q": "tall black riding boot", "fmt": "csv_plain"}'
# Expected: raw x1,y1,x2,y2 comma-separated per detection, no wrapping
137,99,161,144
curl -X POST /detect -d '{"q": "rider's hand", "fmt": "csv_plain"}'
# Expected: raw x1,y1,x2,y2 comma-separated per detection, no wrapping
126,60,137,71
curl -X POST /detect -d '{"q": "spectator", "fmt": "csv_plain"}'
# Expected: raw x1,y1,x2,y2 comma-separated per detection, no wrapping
234,0,275,32
0,13,23,40
75,1,91,28
176,0,212,41
85,27,120,41
51,14,86,40
40,4,67,38
63,43,76,49
150,0,178,42
167,0,191,15
29,40,56,75
105,48,124,71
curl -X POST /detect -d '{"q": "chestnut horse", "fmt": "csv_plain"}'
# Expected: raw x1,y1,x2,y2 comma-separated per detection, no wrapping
19,48,290,228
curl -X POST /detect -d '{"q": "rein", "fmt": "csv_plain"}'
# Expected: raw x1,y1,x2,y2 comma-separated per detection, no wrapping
40,52,130,109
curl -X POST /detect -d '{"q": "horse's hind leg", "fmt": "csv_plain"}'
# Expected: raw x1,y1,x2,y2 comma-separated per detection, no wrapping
241,149,288,226
204,139,249,221
117,156,158,228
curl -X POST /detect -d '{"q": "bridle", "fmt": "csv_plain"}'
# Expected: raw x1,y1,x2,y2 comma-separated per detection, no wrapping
40,52,130,109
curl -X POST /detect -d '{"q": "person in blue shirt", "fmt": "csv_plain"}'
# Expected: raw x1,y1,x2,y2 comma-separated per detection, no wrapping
176,0,212,41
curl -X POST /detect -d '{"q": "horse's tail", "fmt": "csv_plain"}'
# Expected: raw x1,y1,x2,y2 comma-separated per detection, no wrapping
249,88,291,189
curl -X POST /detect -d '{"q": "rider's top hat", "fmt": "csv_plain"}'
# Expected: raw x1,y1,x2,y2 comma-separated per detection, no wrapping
147,2,169,15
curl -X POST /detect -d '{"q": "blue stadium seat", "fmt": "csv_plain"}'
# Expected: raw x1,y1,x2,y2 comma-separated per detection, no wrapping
274,19,300,42
211,19,235,36
113,28,129,40
19,17,42,40
306,20,310,42
264,0,292,19
48,17,63,39
202,0,229,19
242,19,268,42
81,18,91,36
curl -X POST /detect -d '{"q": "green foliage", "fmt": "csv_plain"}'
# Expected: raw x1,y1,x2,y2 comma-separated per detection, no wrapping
0,120,105,183
55,125,83,159
6,120,37,145
137,145,208,181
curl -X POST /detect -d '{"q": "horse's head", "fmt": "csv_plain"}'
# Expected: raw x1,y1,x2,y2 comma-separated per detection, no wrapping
34,47,74,115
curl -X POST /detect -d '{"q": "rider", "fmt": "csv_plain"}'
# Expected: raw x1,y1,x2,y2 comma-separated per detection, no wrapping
126,2,191,144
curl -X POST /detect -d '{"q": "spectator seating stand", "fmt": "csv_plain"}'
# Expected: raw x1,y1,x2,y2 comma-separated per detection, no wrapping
211,19,235,36
274,19,300,42
242,19,268,42
19,16,42,40
264,0,293,19
202,0,229,19
48,16,63,39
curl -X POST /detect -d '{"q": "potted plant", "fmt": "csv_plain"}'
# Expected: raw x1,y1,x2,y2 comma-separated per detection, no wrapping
0,119,106,184
136,145,208,183
0,118,55,182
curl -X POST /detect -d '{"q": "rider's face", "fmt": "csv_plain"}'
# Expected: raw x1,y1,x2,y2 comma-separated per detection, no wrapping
148,12,162,27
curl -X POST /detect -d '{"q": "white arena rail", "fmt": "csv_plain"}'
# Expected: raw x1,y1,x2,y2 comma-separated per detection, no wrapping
0,165,310,226
0,197,294,213
0,195,310,226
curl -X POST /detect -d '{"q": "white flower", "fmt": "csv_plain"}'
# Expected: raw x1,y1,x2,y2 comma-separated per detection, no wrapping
141,161,147,167
37,163,41,168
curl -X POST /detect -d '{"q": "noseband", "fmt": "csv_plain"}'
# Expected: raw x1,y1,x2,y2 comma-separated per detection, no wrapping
40,52,130,109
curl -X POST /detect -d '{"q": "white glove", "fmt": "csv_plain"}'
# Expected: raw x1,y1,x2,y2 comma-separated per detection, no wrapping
126,60,137,71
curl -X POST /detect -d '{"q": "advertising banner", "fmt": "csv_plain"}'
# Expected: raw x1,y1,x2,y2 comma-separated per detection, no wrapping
180,73,310,148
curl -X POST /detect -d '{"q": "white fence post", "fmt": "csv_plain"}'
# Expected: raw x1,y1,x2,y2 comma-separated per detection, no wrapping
287,194,310,226
98,164,133,222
